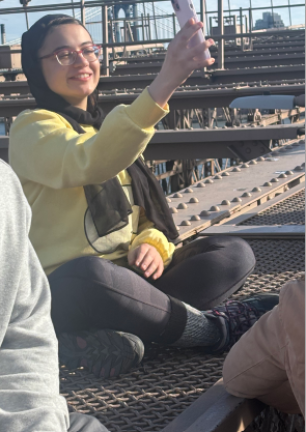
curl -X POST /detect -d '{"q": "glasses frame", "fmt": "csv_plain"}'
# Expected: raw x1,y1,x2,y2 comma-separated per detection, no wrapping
38,44,100,66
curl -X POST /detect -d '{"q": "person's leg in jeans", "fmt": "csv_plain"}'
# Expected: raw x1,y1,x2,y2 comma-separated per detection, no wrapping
69,413,109,432
223,275,305,416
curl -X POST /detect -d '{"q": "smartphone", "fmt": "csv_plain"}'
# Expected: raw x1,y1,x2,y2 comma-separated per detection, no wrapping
171,0,211,61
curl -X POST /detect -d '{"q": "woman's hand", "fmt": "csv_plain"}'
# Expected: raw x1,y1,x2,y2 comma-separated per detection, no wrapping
148,19,215,108
128,244,164,280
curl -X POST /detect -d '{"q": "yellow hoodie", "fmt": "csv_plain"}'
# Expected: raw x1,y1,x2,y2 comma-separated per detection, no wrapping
9,88,175,275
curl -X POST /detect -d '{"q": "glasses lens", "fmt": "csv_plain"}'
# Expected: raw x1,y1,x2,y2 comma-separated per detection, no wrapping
83,46,100,62
57,50,76,65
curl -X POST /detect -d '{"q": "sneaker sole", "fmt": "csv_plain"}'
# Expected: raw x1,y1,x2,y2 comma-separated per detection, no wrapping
58,329,145,378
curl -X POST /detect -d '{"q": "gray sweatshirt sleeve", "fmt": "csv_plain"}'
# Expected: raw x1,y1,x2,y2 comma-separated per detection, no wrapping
0,160,70,432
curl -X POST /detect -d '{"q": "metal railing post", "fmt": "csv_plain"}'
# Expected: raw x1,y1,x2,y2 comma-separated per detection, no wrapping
0,24,6,45
141,13,145,40
80,0,85,26
248,8,253,50
24,4,29,30
204,0,209,36
143,2,149,39
217,0,224,69
147,14,151,40
248,8,253,31
200,0,205,23
172,13,177,35
271,0,275,28
101,5,109,76
209,16,213,35
109,16,116,59
71,0,75,18
288,0,292,26
200,0,209,42
132,4,138,41
152,2,158,39
240,7,244,51
227,0,231,17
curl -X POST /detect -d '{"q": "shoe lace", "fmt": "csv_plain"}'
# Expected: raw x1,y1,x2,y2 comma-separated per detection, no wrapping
212,300,261,346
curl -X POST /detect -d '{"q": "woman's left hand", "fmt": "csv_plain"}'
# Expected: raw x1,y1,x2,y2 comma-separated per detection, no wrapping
128,244,164,280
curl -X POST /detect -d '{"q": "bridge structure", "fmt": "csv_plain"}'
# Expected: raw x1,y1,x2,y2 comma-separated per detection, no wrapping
0,1,305,431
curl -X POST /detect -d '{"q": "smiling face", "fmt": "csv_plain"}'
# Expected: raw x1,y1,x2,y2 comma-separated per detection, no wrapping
39,24,100,110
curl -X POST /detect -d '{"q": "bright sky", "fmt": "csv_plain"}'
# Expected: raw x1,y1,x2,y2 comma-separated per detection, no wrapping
0,0,304,43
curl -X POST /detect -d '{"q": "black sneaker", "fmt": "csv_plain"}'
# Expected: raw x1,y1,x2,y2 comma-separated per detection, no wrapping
58,329,145,378
203,293,279,354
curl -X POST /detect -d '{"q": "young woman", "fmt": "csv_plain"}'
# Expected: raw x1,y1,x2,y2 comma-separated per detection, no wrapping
10,14,278,378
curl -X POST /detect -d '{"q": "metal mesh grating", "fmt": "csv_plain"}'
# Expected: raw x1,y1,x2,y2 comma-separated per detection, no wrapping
232,239,305,300
60,239,305,432
239,190,305,226
61,350,225,432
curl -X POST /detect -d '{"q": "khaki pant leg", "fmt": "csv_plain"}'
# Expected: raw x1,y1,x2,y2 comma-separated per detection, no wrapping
223,278,305,416
278,277,305,416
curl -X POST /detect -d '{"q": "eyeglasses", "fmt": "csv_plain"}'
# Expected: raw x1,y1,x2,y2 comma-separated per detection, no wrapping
39,45,100,66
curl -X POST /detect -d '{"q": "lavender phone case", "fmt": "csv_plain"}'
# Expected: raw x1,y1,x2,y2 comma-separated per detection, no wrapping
171,0,211,60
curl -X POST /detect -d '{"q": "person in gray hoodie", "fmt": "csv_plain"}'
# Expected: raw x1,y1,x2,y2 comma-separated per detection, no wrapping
0,158,107,432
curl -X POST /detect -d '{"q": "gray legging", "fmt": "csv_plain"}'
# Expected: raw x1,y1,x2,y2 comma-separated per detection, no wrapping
49,236,256,345
69,413,108,432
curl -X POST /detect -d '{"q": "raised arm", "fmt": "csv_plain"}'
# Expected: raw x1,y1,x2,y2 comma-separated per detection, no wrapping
9,89,168,189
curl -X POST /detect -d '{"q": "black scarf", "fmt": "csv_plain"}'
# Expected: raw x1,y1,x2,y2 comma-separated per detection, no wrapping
21,14,178,243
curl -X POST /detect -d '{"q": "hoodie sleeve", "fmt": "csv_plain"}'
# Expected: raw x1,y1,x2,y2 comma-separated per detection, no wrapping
9,88,169,189
0,160,69,432
129,208,175,267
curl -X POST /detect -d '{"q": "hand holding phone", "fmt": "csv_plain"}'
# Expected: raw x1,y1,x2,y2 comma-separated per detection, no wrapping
148,20,215,108
171,0,211,61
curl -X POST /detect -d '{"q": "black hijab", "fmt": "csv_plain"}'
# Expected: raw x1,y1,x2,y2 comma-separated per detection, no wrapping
21,14,178,244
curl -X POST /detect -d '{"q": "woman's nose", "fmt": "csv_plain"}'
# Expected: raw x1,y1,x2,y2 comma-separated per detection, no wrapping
74,52,90,66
